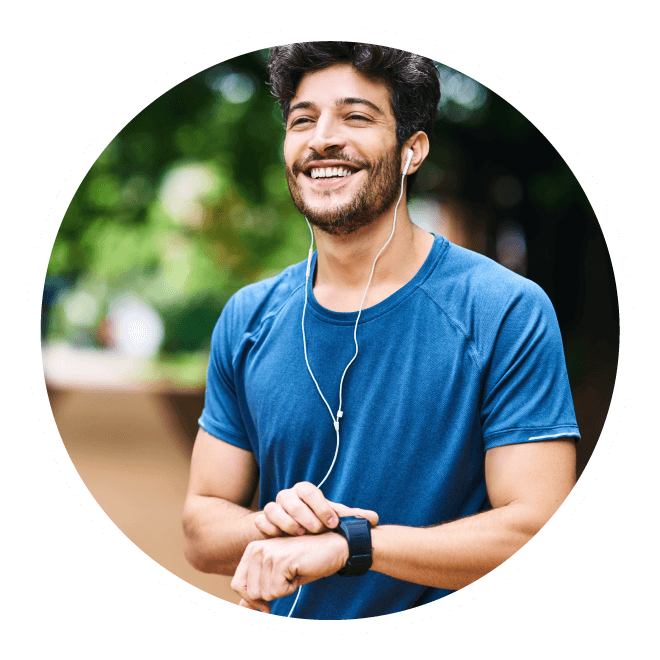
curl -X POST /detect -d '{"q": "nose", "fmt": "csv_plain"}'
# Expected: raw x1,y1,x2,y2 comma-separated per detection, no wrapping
307,115,347,156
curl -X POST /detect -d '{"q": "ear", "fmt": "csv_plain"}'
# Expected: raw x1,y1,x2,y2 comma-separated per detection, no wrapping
402,132,430,175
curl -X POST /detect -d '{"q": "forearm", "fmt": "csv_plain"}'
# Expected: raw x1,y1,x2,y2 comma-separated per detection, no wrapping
183,495,267,575
370,501,544,590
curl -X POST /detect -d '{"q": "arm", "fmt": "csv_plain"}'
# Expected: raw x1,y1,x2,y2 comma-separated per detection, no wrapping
183,429,379,576
182,428,267,575
231,438,576,607
369,438,576,589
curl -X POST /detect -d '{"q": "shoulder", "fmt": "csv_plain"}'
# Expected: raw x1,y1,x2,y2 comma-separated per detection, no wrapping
430,240,544,303
422,240,557,357
212,260,306,346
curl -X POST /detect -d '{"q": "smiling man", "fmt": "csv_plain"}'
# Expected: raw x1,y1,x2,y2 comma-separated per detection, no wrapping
182,42,580,620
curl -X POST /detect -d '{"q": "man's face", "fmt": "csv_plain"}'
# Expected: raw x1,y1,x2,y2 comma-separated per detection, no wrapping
284,64,403,236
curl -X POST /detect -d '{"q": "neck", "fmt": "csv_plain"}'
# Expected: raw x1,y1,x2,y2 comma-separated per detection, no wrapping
310,204,434,312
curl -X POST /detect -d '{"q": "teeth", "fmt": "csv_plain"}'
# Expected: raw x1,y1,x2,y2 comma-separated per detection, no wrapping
309,167,354,179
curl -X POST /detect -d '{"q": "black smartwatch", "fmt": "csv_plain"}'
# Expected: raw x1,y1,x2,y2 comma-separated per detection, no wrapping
332,516,373,576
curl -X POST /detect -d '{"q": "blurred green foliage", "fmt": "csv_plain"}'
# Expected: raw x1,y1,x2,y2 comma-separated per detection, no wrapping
45,50,311,357
43,46,616,389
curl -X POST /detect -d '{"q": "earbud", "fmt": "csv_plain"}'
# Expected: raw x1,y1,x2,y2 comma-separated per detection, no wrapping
403,148,414,175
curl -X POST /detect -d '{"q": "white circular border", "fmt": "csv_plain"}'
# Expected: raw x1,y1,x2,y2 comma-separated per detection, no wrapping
25,26,635,635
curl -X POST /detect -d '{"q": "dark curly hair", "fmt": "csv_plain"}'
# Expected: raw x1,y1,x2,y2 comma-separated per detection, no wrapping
267,42,441,197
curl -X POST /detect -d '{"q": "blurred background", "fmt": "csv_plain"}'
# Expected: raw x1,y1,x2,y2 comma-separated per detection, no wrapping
42,47,618,605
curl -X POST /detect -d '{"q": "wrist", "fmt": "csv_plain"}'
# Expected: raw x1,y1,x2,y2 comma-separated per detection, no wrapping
327,529,350,566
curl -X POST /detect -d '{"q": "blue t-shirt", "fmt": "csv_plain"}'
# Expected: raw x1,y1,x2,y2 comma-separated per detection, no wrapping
199,235,580,619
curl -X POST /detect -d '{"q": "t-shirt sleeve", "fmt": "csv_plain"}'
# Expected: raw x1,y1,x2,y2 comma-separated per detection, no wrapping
198,297,252,451
480,281,581,450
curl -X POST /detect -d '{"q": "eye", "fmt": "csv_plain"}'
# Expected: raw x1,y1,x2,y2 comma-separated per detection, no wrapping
289,117,313,128
346,114,372,122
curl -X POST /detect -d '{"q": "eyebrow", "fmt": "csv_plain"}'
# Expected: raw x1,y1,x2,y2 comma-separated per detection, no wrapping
336,97,384,115
288,97,385,116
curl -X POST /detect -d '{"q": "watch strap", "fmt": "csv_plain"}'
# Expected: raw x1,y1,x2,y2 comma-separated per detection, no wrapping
333,516,373,576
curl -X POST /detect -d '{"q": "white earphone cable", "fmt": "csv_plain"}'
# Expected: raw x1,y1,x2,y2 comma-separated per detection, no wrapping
288,151,412,618
302,219,341,490
336,162,409,417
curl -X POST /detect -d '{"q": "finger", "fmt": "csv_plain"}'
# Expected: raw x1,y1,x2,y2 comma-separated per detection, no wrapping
231,547,253,606
239,598,270,614
269,558,300,601
246,545,264,605
232,544,269,613
294,482,340,530
263,502,306,536
276,489,328,534
260,548,275,602
328,502,379,526
258,546,296,604
254,512,284,537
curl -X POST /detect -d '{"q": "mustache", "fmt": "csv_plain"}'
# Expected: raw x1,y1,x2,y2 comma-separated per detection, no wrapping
291,150,371,177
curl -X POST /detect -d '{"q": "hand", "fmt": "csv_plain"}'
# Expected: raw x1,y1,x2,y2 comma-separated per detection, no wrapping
254,481,379,537
232,532,350,613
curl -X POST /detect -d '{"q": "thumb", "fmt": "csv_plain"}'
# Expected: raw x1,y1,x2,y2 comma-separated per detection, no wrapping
329,502,379,526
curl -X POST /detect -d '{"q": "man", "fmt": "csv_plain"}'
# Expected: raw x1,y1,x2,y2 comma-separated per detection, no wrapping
182,42,580,620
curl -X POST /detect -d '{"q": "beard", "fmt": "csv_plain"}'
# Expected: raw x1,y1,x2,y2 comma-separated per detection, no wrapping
285,145,403,237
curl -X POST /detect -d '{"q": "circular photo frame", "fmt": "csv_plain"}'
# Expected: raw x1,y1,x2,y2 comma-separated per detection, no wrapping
26,27,634,635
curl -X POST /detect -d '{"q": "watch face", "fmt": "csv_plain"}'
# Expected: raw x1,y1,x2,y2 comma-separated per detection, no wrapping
342,518,371,552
